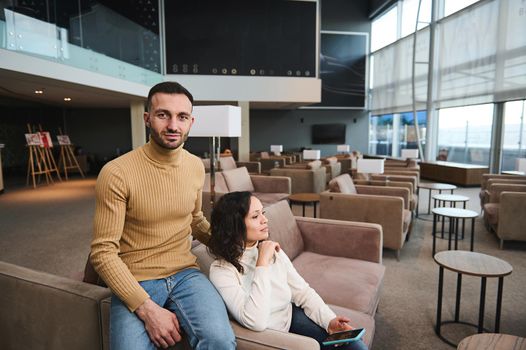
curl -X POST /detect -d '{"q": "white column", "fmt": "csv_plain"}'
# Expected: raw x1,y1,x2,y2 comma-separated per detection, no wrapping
238,101,250,162
130,101,146,149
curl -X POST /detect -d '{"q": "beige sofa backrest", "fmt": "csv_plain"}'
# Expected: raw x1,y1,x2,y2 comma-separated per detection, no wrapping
219,156,238,171
264,200,305,260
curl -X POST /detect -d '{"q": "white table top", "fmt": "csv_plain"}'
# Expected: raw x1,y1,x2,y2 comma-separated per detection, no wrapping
432,207,478,218
432,194,470,202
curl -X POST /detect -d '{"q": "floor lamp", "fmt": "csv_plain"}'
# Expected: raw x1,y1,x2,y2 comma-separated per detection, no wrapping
189,105,241,206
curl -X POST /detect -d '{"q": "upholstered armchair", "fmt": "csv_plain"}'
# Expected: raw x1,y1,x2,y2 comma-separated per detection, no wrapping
354,178,418,214
270,161,327,194
479,173,526,208
192,200,385,348
322,156,342,181
483,183,526,248
201,167,291,220
219,156,261,174
319,174,412,260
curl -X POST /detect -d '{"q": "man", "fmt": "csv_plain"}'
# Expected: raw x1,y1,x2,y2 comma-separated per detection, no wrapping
90,82,236,350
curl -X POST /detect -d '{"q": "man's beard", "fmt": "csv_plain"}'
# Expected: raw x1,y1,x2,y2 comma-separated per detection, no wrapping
151,130,189,150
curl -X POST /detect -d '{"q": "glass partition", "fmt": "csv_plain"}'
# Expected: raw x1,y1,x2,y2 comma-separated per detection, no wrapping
398,110,426,156
0,0,162,85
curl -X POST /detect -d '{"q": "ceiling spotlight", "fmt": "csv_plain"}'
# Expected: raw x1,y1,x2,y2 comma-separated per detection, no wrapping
63,97,72,101
34,90,43,94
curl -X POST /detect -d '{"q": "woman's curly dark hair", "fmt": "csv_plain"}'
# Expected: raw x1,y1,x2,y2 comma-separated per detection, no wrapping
208,191,252,273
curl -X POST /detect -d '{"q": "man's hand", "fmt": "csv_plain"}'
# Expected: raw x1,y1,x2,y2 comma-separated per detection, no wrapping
135,298,182,348
328,316,353,334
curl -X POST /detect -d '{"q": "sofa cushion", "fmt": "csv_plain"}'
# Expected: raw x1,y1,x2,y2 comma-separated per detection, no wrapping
253,192,289,206
222,167,255,192
204,172,229,193
219,156,237,171
328,174,357,194
292,251,384,316
307,160,322,169
324,157,338,165
484,203,499,226
265,200,305,260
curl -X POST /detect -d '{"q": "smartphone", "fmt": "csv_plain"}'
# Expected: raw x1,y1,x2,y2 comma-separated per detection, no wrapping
322,328,365,346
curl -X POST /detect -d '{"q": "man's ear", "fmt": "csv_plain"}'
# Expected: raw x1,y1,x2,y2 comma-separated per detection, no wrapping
144,112,151,127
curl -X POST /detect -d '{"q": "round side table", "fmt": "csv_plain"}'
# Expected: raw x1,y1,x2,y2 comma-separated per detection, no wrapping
417,183,457,218
288,193,320,218
434,251,513,347
432,207,478,255
457,333,526,350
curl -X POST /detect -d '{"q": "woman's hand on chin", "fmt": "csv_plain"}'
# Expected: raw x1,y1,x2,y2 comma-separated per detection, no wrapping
256,240,281,266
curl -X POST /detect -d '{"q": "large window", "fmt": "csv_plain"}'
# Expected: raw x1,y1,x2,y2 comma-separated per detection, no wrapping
371,5,398,52
437,104,493,164
444,0,480,16
502,100,526,171
369,114,394,155
400,0,431,38
369,111,426,157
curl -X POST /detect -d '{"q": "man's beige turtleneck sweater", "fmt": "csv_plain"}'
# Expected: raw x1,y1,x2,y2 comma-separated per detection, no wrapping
90,140,210,311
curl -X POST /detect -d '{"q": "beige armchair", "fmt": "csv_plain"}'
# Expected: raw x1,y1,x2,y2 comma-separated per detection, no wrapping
202,167,291,220
192,200,385,348
483,183,526,248
270,162,327,194
354,178,418,214
322,156,342,181
479,173,526,208
319,174,412,260
218,156,261,174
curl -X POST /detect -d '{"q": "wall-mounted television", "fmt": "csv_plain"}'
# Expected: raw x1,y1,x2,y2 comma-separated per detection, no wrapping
312,124,346,144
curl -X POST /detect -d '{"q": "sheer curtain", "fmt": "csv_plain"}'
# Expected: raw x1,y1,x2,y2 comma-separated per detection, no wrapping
371,0,526,114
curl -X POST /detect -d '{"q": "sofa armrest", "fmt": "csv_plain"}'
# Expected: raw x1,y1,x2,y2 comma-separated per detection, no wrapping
250,175,291,194
231,321,319,350
295,217,383,263
0,261,111,350
497,192,526,241
355,185,410,210
489,184,526,203
237,161,261,174
320,192,405,251
259,159,287,172
270,168,326,194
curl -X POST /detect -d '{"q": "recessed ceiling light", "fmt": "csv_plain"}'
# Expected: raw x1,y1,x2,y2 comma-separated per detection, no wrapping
64,97,72,101
34,90,43,94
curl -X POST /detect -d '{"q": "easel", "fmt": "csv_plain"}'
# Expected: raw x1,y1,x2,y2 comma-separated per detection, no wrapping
38,124,62,182
25,126,53,189
57,128,85,180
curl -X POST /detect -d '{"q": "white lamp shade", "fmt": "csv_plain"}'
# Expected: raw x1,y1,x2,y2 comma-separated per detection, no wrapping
303,150,321,160
270,145,283,153
401,149,419,159
337,144,350,152
189,105,241,137
357,159,385,174
516,158,526,172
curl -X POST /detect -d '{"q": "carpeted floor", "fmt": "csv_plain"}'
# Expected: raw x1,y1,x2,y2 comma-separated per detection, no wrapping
0,177,525,349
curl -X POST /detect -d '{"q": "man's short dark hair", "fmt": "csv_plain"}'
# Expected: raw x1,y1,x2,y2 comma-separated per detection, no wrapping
146,81,194,112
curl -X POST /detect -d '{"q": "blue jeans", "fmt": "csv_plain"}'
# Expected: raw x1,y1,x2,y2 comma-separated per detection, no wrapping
289,304,369,350
110,268,236,350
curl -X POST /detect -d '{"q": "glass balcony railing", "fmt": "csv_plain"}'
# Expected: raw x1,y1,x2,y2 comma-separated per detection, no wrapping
1,2,162,86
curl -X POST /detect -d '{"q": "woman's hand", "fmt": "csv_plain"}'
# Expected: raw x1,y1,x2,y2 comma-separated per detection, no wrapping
256,240,281,266
328,316,353,334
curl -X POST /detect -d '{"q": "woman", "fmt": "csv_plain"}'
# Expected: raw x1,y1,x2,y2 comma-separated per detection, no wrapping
208,191,368,350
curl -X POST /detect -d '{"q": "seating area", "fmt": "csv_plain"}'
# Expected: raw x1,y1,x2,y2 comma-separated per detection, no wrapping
0,170,525,350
